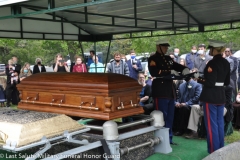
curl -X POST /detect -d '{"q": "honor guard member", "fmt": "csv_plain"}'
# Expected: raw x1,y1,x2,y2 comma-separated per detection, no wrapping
148,39,190,145
197,40,230,153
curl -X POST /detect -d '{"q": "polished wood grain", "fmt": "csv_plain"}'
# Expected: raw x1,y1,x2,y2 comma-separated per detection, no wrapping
17,73,144,120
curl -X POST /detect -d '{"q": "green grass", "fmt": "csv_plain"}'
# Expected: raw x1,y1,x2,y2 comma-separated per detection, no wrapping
146,131,240,160
1,102,17,109
146,136,209,160
225,130,240,143
11,105,17,109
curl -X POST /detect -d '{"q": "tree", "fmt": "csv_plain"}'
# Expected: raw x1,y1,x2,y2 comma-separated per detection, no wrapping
0,39,16,63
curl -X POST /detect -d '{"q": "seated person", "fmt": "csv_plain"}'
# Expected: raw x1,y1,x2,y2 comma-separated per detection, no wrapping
144,63,153,86
173,77,202,136
186,86,230,139
138,73,153,115
233,91,240,129
173,79,184,100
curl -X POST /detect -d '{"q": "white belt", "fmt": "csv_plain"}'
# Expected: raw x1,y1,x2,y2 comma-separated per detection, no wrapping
215,82,224,86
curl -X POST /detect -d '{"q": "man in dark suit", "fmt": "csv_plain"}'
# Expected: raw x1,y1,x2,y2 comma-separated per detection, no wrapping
173,77,202,136
148,39,190,145
6,56,21,107
197,40,230,153
225,48,238,98
126,50,142,80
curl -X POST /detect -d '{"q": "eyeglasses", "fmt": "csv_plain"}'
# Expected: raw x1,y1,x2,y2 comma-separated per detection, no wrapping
225,51,230,52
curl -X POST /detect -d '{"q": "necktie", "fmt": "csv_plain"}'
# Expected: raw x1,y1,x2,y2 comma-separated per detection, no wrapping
183,82,189,102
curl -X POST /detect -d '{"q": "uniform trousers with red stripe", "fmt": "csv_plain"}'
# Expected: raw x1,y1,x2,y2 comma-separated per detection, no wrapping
202,102,224,153
154,98,175,143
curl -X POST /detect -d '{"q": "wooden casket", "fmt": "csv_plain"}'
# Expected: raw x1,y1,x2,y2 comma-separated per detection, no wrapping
17,73,144,120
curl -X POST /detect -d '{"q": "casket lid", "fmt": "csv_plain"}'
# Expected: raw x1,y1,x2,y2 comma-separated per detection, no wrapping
18,73,141,91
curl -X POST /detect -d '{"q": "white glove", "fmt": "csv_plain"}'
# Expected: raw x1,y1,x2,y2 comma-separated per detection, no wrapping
193,72,199,78
171,70,180,76
182,68,190,75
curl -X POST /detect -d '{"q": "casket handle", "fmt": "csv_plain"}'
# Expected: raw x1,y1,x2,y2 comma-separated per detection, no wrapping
25,96,38,103
117,100,138,110
121,102,124,108
117,102,124,110
50,99,55,106
58,99,63,107
79,102,98,110
130,100,133,106
26,97,30,102
89,103,93,110
79,102,84,109
130,100,138,107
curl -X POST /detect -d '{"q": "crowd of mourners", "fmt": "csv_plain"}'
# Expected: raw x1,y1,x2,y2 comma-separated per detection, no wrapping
0,44,240,147
0,50,144,107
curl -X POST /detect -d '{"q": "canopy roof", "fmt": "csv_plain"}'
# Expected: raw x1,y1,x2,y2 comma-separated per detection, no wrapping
0,0,240,41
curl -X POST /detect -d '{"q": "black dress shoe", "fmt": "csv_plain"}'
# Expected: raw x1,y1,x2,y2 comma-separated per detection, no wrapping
174,131,184,136
185,131,198,139
170,142,178,145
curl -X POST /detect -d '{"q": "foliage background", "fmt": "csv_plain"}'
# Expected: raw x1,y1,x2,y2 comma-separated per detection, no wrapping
0,26,240,66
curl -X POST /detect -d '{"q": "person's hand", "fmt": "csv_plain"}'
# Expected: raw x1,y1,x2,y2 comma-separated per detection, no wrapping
20,77,26,81
192,68,198,73
236,96,240,103
170,55,174,59
180,103,186,107
175,102,180,107
132,64,137,69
